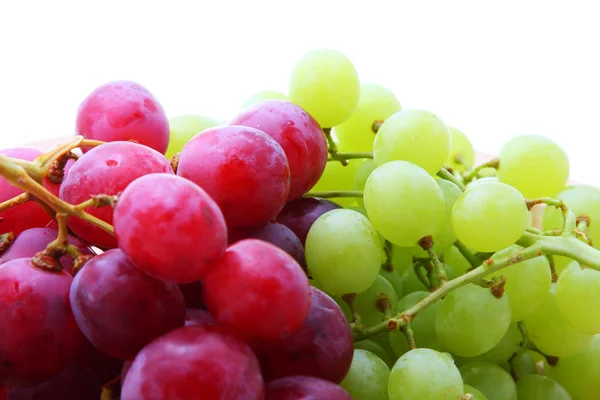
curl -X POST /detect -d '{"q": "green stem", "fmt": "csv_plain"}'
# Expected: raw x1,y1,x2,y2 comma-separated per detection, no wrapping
413,261,431,290
509,322,530,381
454,240,480,268
323,128,338,156
437,168,466,191
327,152,373,165
303,190,364,199
462,158,500,184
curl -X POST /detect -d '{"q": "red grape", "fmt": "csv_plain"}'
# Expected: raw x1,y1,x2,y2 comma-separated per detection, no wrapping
69,249,185,360
0,258,83,386
230,100,328,200
121,326,264,400
203,239,311,341
0,148,52,236
184,308,215,327
275,198,341,245
76,81,170,154
266,376,352,400
0,227,94,275
255,287,353,383
177,125,290,229
114,173,227,283
59,141,173,249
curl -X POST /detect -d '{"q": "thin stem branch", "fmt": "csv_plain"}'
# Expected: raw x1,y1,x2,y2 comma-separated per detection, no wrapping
303,190,364,199
413,261,431,290
0,192,30,213
419,236,448,289
454,240,480,268
546,254,558,282
327,152,373,165
400,324,416,350
509,322,530,381
462,158,500,184
437,168,466,191
323,128,338,156
381,240,394,272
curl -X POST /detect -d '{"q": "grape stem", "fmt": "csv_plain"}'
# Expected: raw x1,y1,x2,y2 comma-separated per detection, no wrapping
0,192,31,213
454,240,480,268
303,190,364,199
381,240,394,272
509,322,532,381
323,128,338,156
437,168,466,191
413,260,431,290
419,236,448,289
546,254,558,282
342,293,367,335
400,324,416,351
0,232,15,254
462,158,500,184
327,152,373,165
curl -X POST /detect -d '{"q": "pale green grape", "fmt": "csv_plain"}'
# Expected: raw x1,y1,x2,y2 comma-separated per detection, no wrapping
451,181,529,252
400,265,429,294
442,245,472,276
460,362,517,400
336,275,399,326
388,348,464,400
335,83,402,152
497,134,569,199
411,179,462,257
556,261,600,334
305,209,382,295
545,335,600,400
516,375,572,400
241,90,289,109
354,159,377,207
436,283,511,357
553,255,573,277
389,291,446,356
390,245,414,276
466,176,499,189
364,161,445,247
380,268,404,301
311,155,361,207
500,350,540,379
373,109,451,175
464,385,489,400
454,323,522,367
445,126,475,173
523,284,592,357
487,245,552,322
340,349,390,400
354,339,396,368
289,48,360,128
543,184,600,248
165,115,220,159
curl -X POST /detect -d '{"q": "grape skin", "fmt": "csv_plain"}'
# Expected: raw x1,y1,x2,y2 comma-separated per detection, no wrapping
445,126,476,173
459,361,517,400
275,197,341,246
266,376,351,399
339,349,390,400
464,384,489,400
556,261,600,334
165,115,220,159
516,374,572,400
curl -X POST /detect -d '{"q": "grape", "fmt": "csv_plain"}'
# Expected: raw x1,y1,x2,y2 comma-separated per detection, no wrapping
310,156,361,207
0,148,52,236
242,90,289,109
0,258,83,385
337,275,398,327
464,384,489,400
543,184,600,248
523,284,592,357
400,265,429,294
445,126,475,173
516,374,572,400
255,287,353,383
556,261,600,334
305,209,382,295
487,245,552,322
76,81,169,154
353,339,395,368
289,48,360,128
121,326,264,400
335,83,402,152
0,227,94,275
388,348,464,400
454,323,522,367
113,173,227,283
451,181,529,252
275,197,341,245
234,222,306,267
466,176,499,189
177,125,290,229
443,245,472,276
70,249,185,360
165,114,220,159
389,291,446,356
184,308,215,327
436,283,511,357
340,349,390,400
353,159,376,206
500,350,541,378
230,100,328,200
266,376,351,399
203,239,311,341
553,255,573,277
373,109,451,175
364,160,446,247
59,141,173,249
380,267,404,301
497,134,569,199
545,335,600,400
459,361,517,400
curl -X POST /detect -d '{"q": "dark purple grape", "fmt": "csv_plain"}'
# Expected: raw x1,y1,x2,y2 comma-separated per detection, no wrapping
275,198,340,245
266,376,352,399
233,222,305,267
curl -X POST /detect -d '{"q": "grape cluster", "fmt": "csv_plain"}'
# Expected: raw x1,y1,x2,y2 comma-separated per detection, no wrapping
0,48,598,400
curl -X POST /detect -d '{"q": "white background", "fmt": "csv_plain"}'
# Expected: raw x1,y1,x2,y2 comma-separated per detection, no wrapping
1,1,598,183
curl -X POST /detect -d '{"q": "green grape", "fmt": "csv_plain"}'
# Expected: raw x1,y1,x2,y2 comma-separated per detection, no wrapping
556,262,600,334
305,209,382,295
442,245,472,276
411,179,462,258
545,335,600,400
380,268,404,301
543,184,600,248
336,275,399,326
460,362,517,400
466,176,499,189
241,90,289,109
335,83,402,153
463,385,489,400
445,126,475,173
340,349,390,400
388,348,463,400
289,48,360,128
497,134,569,199
486,245,552,322
400,265,429,294
165,115,220,159
436,283,511,357
523,284,592,357
311,156,361,207
516,375,572,400
373,109,451,175
390,245,414,276
353,159,377,207
364,161,445,247
454,323,522,367
553,255,573,277
354,339,396,368
451,181,529,252
389,291,446,357
500,350,540,379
